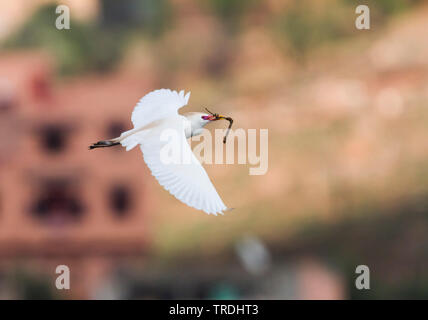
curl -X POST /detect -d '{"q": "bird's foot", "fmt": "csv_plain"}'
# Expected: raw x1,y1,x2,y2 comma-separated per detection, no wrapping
89,140,120,150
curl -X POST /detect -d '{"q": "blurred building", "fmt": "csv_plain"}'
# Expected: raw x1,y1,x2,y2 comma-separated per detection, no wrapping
0,50,155,298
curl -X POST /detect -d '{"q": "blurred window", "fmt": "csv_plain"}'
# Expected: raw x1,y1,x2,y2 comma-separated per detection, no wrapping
30,179,85,226
106,121,127,139
31,72,51,101
0,79,17,113
0,96,16,113
39,125,68,153
109,184,132,218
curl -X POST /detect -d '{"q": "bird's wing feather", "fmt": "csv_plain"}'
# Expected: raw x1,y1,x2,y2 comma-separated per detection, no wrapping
131,89,190,128
138,116,227,215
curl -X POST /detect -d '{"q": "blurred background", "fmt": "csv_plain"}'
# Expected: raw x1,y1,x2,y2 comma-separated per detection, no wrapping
0,0,427,299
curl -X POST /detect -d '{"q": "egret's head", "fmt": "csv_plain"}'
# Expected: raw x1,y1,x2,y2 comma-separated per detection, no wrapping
193,109,233,143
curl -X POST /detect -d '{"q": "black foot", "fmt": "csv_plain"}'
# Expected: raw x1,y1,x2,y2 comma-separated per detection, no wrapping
89,140,120,150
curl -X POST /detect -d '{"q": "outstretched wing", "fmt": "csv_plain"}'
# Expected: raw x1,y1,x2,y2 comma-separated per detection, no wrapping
139,116,228,215
131,89,190,128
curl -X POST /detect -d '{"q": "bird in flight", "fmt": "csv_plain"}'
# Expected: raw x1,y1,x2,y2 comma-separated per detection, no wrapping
90,89,233,215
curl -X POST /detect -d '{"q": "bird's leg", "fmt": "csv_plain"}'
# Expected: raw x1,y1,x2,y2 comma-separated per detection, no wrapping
89,139,120,150
88,124,154,150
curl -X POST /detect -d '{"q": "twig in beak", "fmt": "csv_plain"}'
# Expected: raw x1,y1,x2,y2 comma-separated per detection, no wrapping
220,116,233,144
204,108,233,144
205,108,216,116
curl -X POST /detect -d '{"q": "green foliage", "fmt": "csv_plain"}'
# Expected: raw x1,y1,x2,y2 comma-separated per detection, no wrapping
100,0,172,37
3,4,125,75
203,0,260,31
273,0,423,59
12,269,56,299
3,0,172,76
273,1,354,59
292,194,428,299
139,0,172,37
342,0,423,15
367,0,410,14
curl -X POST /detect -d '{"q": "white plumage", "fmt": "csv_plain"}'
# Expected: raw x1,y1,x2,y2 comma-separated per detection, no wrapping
116,89,228,215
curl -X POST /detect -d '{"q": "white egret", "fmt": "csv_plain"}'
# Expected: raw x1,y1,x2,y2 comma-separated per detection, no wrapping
90,89,232,215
